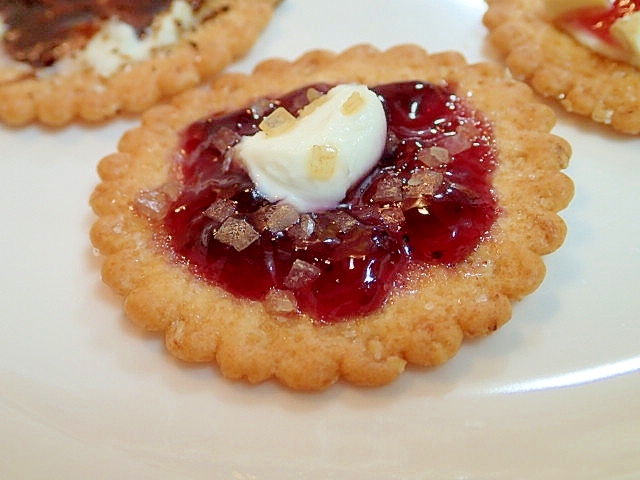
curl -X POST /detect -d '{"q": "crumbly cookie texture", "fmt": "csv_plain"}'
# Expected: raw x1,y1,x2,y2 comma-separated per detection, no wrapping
0,0,280,127
90,44,574,390
484,0,640,135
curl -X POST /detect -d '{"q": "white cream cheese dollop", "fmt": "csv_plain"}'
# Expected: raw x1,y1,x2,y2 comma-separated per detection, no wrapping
234,84,388,213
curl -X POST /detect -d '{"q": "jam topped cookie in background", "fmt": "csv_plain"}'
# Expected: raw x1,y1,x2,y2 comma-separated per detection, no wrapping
0,0,281,126
90,44,573,391
484,0,640,135
547,0,640,67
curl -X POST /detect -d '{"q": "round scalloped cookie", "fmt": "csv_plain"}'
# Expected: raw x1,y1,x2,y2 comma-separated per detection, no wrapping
0,0,280,127
483,0,640,135
90,44,574,390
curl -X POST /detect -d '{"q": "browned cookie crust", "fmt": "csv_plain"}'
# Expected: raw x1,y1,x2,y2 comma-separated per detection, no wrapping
484,0,640,135
90,44,574,390
0,0,280,127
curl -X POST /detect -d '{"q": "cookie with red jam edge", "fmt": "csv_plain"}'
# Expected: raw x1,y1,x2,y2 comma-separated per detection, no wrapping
0,0,280,127
484,0,640,135
90,44,574,391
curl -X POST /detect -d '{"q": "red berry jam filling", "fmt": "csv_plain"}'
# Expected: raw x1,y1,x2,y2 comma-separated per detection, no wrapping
0,0,202,67
149,82,497,323
557,0,639,46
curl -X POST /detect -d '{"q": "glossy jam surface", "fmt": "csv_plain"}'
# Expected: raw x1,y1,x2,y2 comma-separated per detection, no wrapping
0,0,201,67
159,82,498,323
559,0,639,45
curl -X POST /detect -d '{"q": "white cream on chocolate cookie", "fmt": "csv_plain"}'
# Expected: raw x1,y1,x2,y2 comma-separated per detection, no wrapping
49,0,197,77
0,0,198,78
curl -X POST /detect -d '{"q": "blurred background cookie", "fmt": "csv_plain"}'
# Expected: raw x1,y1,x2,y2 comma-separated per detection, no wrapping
484,0,640,135
0,0,281,126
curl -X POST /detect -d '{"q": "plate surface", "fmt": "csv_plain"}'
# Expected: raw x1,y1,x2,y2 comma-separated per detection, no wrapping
1,1,639,478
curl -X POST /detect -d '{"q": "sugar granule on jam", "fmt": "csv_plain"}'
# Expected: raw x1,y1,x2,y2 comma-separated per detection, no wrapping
155,81,498,323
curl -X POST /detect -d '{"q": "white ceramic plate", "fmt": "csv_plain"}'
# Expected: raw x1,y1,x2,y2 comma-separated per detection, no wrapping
1,1,639,478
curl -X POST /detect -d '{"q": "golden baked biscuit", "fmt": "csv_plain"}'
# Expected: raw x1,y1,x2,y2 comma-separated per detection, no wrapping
0,0,280,126
484,0,640,135
90,44,574,390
